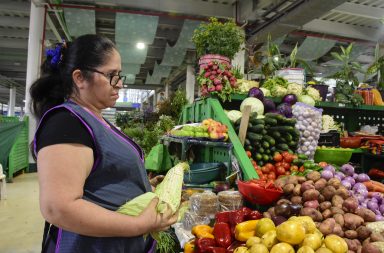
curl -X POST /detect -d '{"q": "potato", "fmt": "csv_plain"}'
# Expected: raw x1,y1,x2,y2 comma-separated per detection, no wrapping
318,194,325,203
291,196,303,205
306,171,321,182
357,226,371,240
345,230,358,239
301,181,315,193
274,177,289,188
320,202,332,212
331,207,345,215
304,200,320,209
355,208,376,222
344,213,365,230
316,248,333,253
345,239,361,252
321,186,337,201
332,195,344,209
333,213,345,227
361,243,380,253
283,183,295,194
319,218,335,235
293,184,302,196
314,178,327,191
336,187,350,199
327,178,341,189
286,176,299,185
333,223,344,237
297,176,307,184
342,197,359,213
322,209,332,220
303,189,320,202
277,199,291,206
370,232,384,242
300,207,323,222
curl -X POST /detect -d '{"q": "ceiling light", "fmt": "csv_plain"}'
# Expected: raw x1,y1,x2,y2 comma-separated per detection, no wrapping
136,42,145,50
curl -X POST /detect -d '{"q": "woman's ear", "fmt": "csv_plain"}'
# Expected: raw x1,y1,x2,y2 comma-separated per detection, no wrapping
72,69,86,89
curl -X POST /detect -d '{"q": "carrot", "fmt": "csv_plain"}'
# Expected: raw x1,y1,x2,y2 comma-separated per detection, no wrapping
363,181,384,193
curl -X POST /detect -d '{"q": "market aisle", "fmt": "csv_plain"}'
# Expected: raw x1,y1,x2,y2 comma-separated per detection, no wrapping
0,173,43,253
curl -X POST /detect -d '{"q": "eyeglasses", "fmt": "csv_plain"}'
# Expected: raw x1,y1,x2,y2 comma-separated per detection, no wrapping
83,68,126,87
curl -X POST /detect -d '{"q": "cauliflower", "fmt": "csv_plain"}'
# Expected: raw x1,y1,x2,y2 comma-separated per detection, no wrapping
322,115,340,132
305,87,322,101
287,83,303,97
260,87,271,97
271,85,287,97
237,79,259,93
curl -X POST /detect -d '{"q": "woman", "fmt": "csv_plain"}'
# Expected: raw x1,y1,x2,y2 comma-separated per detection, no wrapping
30,34,177,253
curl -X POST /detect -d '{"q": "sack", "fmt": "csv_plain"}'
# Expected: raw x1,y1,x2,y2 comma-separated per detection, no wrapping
145,144,172,173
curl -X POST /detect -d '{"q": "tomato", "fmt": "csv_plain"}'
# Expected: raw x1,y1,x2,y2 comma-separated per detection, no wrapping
273,152,283,162
246,151,252,158
319,162,328,168
275,162,282,168
267,179,275,185
260,174,268,181
261,166,270,174
251,160,258,167
299,166,305,172
256,169,263,175
265,163,275,172
290,165,299,172
281,162,290,171
276,166,285,176
292,154,298,160
283,154,294,163
267,171,276,180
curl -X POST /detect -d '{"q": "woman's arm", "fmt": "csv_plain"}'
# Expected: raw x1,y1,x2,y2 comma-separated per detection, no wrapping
37,143,176,237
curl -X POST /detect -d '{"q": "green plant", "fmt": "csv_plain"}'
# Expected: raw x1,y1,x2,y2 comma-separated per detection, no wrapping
365,43,384,91
192,17,245,59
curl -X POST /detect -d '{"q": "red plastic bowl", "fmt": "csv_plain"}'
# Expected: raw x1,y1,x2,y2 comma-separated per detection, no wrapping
237,180,283,205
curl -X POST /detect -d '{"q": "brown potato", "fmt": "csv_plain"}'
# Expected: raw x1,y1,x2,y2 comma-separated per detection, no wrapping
306,171,321,182
345,230,358,239
320,201,332,212
331,207,345,215
355,208,376,222
283,183,295,194
332,195,344,208
342,197,359,213
321,186,337,201
327,178,341,189
303,189,320,202
291,196,302,205
333,223,344,237
293,184,302,196
322,209,332,220
357,226,371,240
300,207,323,222
319,218,336,235
315,178,327,191
334,213,345,227
370,232,384,242
362,243,380,253
277,199,291,206
318,194,325,203
344,213,365,230
345,238,361,252
297,176,306,184
274,177,289,188
336,187,350,199
301,180,315,193
286,176,299,185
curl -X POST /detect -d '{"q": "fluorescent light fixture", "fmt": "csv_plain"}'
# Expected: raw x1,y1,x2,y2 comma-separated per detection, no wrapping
136,42,145,50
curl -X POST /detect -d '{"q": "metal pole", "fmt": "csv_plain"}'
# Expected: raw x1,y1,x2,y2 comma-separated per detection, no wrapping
25,1,44,166
186,65,195,103
7,85,16,116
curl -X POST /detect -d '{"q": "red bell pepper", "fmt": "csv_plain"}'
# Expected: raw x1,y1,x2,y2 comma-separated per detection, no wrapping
226,241,246,253
208,247,226,253
195,238,216,253
213,222,232,248
240,207,252,217
215,211,231,224
245,210,263,220
228,210,245,237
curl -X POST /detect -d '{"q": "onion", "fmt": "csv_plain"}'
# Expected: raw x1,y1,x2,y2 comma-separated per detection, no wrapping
360,203,367,208
340,164,355,176
376,215,384,221
341,180,352,190
379,204,384,214
360,189,368,198
335,172,345,180
321,170,334,180
344,177,356,186
324,165,336,174
356,195,365,204
370,198,379,203
357,173,370,182
353,173,359,180
335,174,343,181
367,200,379,211
353,183,367,192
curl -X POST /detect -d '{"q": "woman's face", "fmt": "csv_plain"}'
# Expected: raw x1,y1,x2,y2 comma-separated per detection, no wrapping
82,48,123,109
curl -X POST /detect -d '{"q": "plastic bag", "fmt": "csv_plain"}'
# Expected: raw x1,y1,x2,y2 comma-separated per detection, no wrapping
217,190,243,211
145,144,172,173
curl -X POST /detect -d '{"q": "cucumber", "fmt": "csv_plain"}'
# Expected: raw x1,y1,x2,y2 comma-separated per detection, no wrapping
258,147,265,154
288,140,297,147
264,118,278,126
277,143,289,151
271,131,281,139
265,113,284,121
270,126,295,133
249,124,264,133
263,135,276,146
262,141,270,149
247,132,263,142
261,129,268,135
249,118,265,125
283,118,297,126
263,154,269,161
298,154,308,160
284,133,293,142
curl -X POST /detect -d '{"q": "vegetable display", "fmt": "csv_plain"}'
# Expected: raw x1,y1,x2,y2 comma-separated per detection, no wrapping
292,103,323,159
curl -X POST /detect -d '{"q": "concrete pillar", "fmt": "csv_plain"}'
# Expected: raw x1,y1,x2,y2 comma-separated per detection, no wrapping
165,82,170,99
7,86,16,116
232,43,245,76
186,65,195,103
152,91,157,111
25,2,44,166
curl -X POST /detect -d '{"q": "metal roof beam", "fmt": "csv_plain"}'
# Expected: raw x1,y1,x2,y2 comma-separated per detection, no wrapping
0,1,30,14
0,38,28,49
332,2,384,20
0,16,30,29
102,0,234,18
0,27,57,41
124,84,163,90
302,19,383,42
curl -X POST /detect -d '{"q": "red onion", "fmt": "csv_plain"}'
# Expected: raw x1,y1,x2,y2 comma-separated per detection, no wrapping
376,215,384,221
341,180,352,190
340,164,355,176
357,173,370,182
321,170,334,180
368,200,379,211
353,183,367,192
324,165,336,174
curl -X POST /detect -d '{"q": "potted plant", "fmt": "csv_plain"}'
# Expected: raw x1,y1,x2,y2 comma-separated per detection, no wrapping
192,17,244,66
366,43,384,97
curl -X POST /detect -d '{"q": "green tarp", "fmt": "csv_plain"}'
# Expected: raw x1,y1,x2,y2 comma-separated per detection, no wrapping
0,121,23,169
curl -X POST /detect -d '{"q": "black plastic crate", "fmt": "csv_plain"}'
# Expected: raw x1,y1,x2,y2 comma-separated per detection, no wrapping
318,130,340,147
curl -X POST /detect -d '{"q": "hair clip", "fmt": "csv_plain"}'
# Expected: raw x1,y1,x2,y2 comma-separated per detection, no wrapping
45,40,66,69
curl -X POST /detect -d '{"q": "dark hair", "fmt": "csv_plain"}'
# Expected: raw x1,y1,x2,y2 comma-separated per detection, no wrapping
30,34,116,119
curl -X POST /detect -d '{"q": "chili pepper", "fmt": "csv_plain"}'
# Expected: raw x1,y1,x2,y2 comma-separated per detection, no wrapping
226,241,246,253
208,247,226,253
215,211,231,224
239,207,251,217
192,225,214,239
245,210,263,220
195,238,216,253
184,240,195,253
235,219,259,242
213,222,232,248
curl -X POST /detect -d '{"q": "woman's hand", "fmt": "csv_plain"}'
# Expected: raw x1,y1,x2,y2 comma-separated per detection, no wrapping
139,198,178,233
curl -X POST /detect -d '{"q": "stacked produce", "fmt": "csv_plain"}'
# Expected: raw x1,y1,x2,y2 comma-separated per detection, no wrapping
292,103,323,159
234,112,299,166
169,119,229,141
273,172,381,252
197,61,238,101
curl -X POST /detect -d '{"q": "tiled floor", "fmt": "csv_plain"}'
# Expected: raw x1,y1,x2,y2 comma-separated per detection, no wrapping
0,173,43,253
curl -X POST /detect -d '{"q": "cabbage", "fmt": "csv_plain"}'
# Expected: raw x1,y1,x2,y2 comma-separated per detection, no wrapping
298,95,316,106
260,87,271,97
227,110,242,123
240,97,264,115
